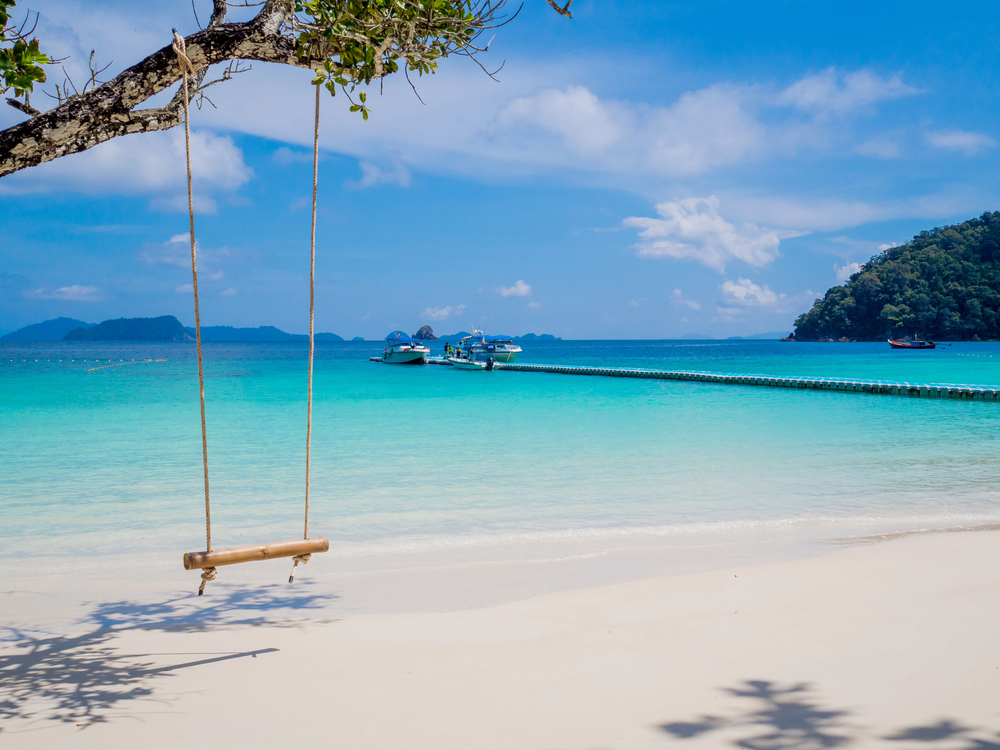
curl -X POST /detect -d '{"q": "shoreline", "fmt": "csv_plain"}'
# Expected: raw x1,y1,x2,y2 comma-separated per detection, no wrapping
6,515,1000,615
3,527,999,747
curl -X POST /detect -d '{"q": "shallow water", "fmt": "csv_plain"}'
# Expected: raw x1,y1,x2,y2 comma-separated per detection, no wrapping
3,339,1000,579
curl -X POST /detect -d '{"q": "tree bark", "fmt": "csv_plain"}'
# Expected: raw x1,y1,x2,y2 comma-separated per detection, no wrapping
0,1,316,177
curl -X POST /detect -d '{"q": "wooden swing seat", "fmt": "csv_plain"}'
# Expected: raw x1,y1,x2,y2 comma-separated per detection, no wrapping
183,536,329,570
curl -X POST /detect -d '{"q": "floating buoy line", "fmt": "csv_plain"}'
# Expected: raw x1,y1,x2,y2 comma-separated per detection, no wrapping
87,359,168,372
5,358,169,370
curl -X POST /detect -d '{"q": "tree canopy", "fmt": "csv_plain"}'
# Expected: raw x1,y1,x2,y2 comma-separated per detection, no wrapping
793,212,1000,341
0,0,570,178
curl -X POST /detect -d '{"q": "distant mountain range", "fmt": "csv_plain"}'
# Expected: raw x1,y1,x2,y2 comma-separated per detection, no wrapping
728,331,793,340
2,316,347,342
0,317,94,341
66,316,193,341
3,317,785,343
679,332,791,340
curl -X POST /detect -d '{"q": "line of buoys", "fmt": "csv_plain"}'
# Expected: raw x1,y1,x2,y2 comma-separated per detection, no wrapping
495,363,1000,401
86,359,168,372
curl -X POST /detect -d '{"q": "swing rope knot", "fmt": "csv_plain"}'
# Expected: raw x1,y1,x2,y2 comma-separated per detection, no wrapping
288,553,312,584
171,30,196,78
198,566,217,596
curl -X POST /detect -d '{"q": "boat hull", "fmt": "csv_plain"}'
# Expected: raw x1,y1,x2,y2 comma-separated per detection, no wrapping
382,349,428,364
486,350,520,363
447,357,488,370
888,340,936,350
470,345,521,362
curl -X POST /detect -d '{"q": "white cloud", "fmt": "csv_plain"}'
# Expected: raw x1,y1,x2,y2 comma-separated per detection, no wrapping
527,301,542,309
221,288,237,296
422,303,465,320
496,85,626,157
778,68,919,116
854,134,901,159
877,242,900,252
345,151,411,189
495,83,766,176
0,129,252,210
925,130,996,155
671,289,701,310
629,299,642,308
720,278,781,307
273,147,315,165
834,262,862,281
149,193,220,215
175,284,193,294
25,284,101,301
498,280,532,297
140,234,233,284
724,189,987,233
624,196,802,273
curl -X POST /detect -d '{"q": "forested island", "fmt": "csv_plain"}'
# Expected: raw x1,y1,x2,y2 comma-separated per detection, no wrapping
793,211,1000,341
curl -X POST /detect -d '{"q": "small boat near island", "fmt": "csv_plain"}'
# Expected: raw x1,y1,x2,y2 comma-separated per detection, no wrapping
381,331,431,364
888,339,937,350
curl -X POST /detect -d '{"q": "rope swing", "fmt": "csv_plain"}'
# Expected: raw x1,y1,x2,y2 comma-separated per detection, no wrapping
172,32,329,595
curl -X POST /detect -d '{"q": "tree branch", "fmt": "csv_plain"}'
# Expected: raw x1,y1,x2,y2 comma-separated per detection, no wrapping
0,0,566,179
0,2,314,177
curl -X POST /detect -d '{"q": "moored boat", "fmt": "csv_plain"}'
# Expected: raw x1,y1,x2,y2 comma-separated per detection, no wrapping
381,331,430,363
447,356,490,370
459,329,522,363
888,339,936,350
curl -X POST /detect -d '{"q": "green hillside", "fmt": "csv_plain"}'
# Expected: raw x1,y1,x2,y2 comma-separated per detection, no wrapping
794,211,1000,341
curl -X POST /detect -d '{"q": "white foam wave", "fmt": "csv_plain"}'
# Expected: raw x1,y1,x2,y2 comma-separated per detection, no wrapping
325,511,1000,557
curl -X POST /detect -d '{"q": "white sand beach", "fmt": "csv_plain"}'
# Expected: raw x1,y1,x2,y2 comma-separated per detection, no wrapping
3,529,999,748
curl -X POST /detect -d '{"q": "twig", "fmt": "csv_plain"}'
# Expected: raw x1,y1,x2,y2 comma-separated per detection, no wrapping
5,98,41,117
544,0,573,17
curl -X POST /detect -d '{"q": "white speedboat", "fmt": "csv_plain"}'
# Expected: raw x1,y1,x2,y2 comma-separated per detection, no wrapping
460,330,522,363
447,356,489,370
381,331,430,364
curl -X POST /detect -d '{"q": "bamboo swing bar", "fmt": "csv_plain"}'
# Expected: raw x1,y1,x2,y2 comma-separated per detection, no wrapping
183,537,330,570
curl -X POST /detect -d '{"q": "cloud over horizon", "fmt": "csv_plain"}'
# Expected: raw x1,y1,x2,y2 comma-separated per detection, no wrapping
624,196,804,273
499,280,532,297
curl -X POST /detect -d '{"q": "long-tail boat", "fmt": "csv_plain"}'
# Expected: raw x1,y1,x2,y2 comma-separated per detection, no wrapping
888,339,936,349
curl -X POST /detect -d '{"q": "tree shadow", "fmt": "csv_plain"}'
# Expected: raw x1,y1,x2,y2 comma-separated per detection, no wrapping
659,679,1000,749
884,720,1000,749
86,579,337,632
0,581,338,731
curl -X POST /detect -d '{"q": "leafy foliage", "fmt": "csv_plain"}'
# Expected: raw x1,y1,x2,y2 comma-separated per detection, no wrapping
793,212,1000,341
1,0,49,98
291,0,504,117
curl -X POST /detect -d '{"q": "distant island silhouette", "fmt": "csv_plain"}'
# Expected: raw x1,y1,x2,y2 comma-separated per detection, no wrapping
1,317,95,341
3,316,346,342
65,316,194,341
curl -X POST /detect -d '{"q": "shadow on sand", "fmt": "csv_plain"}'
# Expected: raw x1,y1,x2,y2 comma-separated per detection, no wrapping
659,679,1000,749
0,582,337,731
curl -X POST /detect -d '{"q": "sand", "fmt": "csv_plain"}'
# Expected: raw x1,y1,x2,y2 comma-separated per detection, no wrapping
3,529,999,748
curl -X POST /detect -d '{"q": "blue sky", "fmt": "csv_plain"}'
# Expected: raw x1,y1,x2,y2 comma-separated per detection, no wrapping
2,0,998,338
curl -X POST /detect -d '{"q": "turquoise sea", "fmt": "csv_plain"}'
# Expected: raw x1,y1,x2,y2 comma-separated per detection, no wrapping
3,339,1000,580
